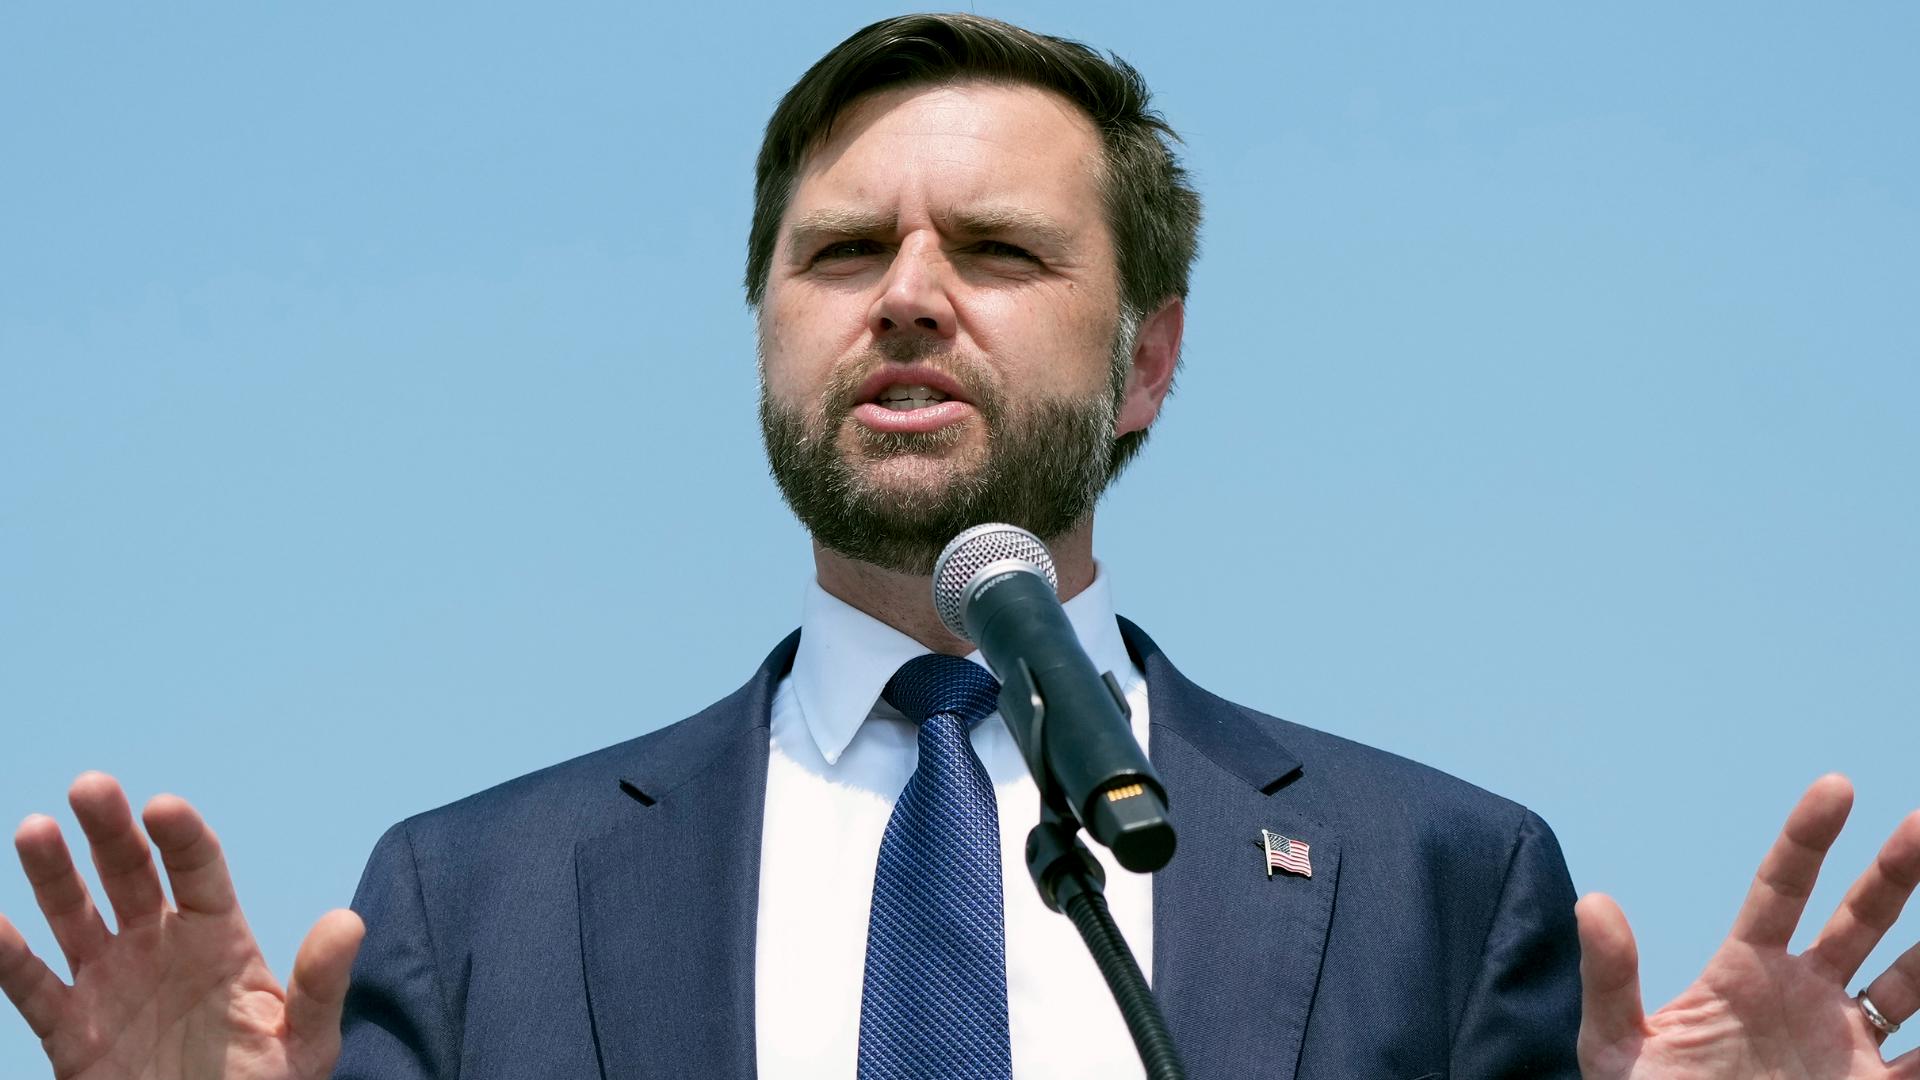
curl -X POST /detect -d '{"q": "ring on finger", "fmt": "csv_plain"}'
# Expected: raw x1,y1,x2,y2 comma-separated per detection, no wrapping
1857,991,1901,1036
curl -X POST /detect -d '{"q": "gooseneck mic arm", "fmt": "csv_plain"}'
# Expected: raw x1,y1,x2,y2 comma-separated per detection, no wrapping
931,524,1186,1080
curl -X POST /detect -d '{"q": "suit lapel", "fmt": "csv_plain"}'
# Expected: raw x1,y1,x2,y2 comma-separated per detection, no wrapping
569,621,1337,1078
574,632,797,1080
1125,619,1341,1080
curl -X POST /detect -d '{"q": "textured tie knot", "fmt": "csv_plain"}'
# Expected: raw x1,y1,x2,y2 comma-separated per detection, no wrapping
883,653,1002,728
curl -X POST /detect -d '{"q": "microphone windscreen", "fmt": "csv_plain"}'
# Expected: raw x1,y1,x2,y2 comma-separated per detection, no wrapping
931,523,1058,641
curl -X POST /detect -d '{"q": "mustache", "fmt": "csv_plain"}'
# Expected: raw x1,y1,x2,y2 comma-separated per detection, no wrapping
820,340,1002,419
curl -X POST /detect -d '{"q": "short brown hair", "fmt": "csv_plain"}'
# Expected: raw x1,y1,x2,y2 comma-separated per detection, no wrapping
744,13,1203,323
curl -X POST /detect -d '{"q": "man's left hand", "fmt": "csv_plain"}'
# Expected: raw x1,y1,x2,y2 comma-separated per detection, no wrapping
1577,774,1919,1079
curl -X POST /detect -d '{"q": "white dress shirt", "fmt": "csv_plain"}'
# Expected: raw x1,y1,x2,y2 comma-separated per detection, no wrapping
755,569,1153,1079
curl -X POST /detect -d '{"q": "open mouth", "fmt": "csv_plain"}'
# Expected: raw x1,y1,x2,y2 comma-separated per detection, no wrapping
871,384,952,411
851,368,976,433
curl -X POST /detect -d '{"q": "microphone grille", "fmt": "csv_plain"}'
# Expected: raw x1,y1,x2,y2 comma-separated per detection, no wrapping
932,523,1058,641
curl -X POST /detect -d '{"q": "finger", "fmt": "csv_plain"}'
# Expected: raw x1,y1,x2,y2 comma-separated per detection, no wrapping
1890,1045,1920,1080
13,814,112,971
1729,773,1853,949
1576,893,1647,1063
0,914,70,1040
142,795,238,916
284,909,364,1073
1860,937,1920,1036
1804,809,1920,984
67,772,167,929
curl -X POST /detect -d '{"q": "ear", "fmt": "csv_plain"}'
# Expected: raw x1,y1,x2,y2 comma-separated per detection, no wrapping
1114,298,1184,437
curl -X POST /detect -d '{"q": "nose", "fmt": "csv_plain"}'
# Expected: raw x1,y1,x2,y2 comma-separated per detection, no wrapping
869,236,957,341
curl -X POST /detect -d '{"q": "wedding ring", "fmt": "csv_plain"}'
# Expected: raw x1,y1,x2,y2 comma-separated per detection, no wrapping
1857,991,1901,1036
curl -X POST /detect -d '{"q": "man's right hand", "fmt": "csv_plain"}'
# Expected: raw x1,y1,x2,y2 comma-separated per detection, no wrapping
0,772,362,1080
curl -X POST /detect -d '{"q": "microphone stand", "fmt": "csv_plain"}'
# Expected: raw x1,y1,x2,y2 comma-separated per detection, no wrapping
1000,659,1187,1080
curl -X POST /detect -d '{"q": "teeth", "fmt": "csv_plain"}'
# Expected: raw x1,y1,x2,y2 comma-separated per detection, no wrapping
875,384,950,411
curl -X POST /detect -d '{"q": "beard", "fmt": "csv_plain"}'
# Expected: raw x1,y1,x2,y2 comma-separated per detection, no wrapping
759,322,1136,575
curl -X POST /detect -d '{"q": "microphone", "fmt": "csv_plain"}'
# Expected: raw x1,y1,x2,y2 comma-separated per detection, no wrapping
932,524,1175,873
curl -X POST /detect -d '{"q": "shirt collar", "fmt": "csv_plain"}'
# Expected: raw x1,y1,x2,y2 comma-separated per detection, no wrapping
790,565,1130,766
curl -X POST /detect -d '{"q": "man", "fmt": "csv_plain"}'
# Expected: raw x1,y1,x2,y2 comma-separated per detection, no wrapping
2,13,1916,1080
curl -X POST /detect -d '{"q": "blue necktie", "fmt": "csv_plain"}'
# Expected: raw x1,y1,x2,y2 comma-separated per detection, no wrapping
858,653,1012,1080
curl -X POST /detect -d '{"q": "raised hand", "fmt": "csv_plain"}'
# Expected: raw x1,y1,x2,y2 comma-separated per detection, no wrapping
1577,774,1920,1079
0,773,363,1080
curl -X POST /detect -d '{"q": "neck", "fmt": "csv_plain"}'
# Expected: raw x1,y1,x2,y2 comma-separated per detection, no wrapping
813,518,1099,655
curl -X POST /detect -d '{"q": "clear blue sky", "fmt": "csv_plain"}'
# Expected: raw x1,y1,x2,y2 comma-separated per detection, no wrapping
2,3,1915,1072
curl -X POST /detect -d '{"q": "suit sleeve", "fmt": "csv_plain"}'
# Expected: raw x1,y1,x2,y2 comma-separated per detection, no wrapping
1449,809,1582,1079
333,822,460,1080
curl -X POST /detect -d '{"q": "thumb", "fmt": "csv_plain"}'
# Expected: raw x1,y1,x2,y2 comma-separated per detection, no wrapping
284,908,365,1074
1576,892,1646,1076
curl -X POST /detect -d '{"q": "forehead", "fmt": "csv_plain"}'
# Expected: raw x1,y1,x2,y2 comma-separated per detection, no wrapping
785,80,1106,234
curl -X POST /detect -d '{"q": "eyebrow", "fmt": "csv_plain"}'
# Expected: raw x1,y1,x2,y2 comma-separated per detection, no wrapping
782,205,1076,260
784,209,896,260
944,207,1074,251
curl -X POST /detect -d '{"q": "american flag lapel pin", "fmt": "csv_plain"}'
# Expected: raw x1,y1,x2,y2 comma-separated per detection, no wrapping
1258,828,1313,879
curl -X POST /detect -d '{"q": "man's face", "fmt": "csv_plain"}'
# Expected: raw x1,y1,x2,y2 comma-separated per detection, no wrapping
757,81,1136,574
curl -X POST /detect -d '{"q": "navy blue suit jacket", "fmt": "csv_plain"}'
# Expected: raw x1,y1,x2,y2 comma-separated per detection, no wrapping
336,620,1580,1079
